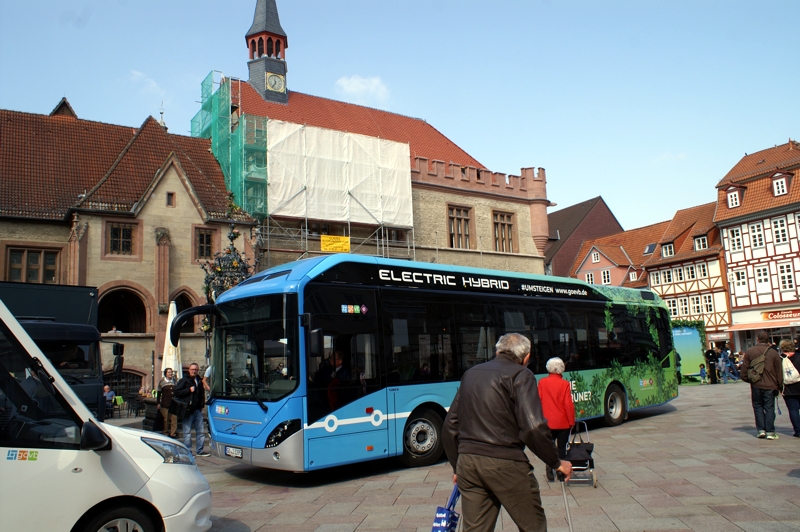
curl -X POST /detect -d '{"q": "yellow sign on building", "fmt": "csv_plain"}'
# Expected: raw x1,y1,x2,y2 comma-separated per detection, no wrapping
321,235,351,253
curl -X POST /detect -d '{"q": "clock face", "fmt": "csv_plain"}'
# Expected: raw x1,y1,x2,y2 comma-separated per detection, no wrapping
266,73,285,93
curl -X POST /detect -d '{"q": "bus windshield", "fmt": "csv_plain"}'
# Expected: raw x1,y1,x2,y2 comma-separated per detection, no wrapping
212,294,299,402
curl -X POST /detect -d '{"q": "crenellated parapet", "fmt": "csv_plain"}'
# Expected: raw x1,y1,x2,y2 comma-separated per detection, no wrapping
410,157,551,203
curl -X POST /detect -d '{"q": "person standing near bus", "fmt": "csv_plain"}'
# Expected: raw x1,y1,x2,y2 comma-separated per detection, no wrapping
175,363,209,456
442,333,572,532
158,368,177,438
538,357,576,482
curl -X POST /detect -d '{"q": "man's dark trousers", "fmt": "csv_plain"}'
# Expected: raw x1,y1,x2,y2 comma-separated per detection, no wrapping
751,386,776,433
456,454,546,532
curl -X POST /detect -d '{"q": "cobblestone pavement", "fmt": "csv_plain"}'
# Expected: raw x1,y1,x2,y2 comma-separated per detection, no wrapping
113,382,800,531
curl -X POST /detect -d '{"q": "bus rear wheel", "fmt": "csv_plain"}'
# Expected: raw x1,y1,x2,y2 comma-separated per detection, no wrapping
399,408,443,467
603,384,627,426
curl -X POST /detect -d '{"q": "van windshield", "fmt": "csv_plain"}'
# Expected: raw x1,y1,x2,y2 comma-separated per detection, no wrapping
0,320,81,449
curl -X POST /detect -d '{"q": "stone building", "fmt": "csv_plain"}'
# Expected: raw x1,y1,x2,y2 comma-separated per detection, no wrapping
191,0,554,274
0,100,254,394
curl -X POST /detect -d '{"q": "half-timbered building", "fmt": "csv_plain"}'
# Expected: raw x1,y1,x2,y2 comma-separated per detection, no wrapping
645,202,730,346
714,140,800,350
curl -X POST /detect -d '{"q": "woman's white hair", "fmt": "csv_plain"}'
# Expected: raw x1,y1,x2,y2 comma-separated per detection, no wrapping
545,357,565,375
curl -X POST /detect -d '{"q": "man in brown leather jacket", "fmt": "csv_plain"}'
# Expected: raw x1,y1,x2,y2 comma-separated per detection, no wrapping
741,330,783,439
443,333,572,532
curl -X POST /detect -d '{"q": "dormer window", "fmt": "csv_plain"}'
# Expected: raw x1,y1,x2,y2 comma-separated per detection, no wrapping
662,243,674,257
773,177,787,196
727,190,740,208
629,272,637,281
694,236,708,250
591,252,600,263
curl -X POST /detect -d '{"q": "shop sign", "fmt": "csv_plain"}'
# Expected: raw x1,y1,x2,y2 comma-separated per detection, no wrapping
762,309,800,320
707,332,730,340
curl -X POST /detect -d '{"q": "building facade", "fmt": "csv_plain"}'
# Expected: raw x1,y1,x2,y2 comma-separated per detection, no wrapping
714,140,800,350
191,0,553,275
645,203,730,346
0,101,254,394
571,221,670,289
545,196,623,277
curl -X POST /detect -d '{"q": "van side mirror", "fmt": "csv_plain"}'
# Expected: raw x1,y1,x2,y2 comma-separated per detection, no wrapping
81,420,110,451
309,328,324,358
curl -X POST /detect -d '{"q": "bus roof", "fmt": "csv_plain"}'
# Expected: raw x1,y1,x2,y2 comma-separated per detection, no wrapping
217,254,662,307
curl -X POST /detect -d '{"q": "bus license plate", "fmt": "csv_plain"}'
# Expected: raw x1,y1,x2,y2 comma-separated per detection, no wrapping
225,446,243,459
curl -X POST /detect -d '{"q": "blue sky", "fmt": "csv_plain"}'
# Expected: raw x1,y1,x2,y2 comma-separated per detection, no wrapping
2,1,798,231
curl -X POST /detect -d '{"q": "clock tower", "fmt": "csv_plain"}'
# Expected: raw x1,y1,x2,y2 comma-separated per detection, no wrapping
246,0,288,104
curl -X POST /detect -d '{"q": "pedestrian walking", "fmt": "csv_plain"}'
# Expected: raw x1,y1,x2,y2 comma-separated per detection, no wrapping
442,333,572,532
537,357,576,482
158,367,178,438
779,339,800,438
718,345,733,384
175,362,210,456
741,330,783,439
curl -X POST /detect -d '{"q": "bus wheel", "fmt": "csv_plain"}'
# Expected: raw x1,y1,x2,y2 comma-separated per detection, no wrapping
399,408,443,467
80,505,156,532
603,384,627,426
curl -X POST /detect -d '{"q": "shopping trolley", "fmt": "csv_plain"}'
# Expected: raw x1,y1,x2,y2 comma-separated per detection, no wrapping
564,421,596,488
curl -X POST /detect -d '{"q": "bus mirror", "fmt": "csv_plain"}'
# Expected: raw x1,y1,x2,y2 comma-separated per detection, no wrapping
112,343,124,358
309,328,324,358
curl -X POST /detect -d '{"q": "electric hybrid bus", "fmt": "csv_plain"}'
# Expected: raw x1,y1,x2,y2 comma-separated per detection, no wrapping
171,255,677,472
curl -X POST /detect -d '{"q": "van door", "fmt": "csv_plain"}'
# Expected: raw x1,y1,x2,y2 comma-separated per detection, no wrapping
0,315,146,530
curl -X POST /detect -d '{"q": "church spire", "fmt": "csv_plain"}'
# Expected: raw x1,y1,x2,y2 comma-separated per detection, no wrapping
246,0,289,104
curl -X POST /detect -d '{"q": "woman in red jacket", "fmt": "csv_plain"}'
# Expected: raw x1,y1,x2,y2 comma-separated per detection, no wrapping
538,357,575,481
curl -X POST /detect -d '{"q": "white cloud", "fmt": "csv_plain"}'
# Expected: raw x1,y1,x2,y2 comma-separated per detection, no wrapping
130,70,166,100
334,75,389,106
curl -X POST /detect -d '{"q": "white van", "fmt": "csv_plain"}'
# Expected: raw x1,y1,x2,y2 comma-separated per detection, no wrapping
0,300,212,532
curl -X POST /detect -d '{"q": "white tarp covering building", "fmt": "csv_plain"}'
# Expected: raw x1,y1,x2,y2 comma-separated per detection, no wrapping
266,120,414,229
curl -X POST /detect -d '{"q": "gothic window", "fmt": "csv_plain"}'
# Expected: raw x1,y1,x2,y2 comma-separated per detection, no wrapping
267,37,274,57
276,39,282,57
449,206,472,249
257,37,264,57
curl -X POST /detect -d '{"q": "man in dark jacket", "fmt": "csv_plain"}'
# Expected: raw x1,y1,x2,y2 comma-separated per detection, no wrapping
174,362,209,456
741,330,783,440
442,333,572,532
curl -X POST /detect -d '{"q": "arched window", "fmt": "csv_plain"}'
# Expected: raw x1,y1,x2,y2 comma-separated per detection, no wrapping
257,37,264,58
104,370,145,399
275,40,281,58
174,293,195,334
250,40,256,59
267,37,274,58
98,289,147,333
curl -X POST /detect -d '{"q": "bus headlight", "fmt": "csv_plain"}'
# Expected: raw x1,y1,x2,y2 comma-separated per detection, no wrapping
265,419,300,448
142,437,195,465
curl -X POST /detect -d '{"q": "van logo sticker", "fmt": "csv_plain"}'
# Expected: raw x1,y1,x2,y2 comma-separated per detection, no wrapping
7,450,38,461
215,405,229,415
341,304,368,315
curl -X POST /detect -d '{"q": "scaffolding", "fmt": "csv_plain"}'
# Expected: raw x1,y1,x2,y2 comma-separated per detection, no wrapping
191,72,268,219
191,71,415,266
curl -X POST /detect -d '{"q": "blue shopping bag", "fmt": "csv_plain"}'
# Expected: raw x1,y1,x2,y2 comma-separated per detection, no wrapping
432,485,460,532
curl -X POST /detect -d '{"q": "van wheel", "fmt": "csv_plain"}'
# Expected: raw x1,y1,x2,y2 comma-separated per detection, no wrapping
399,408,443,467
81,506,156,532
603,384,627,426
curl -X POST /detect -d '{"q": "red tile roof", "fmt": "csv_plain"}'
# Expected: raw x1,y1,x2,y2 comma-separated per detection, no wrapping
644,202,722,268
0,107,244,222
569,221,671,279
717,140,800,186
714,141,800,224
237,81,485,169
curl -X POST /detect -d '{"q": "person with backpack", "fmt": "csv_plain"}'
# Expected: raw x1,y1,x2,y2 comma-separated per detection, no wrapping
741,330,784,439
778,339,800,438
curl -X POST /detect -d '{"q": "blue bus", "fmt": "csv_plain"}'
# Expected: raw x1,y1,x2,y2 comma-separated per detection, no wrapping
171,255,676,472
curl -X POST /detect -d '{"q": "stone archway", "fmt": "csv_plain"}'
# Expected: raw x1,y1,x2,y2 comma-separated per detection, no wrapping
98,289,147,333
